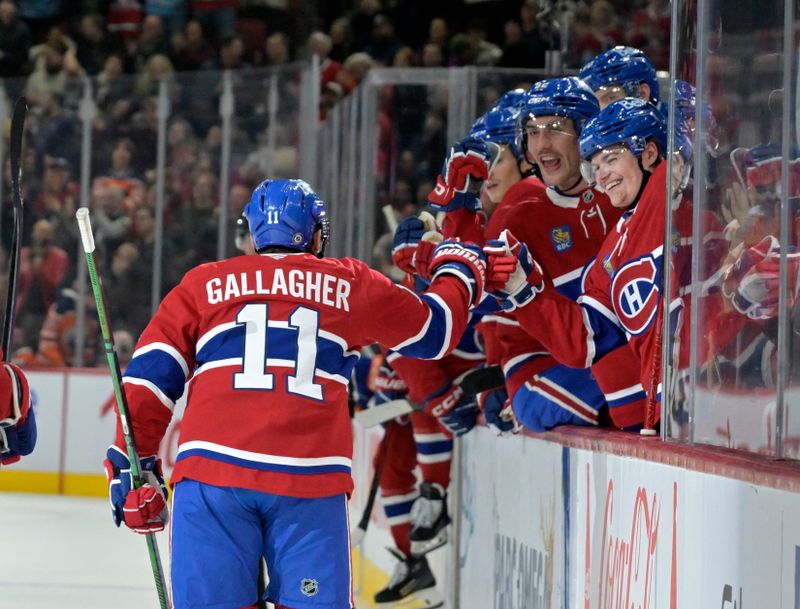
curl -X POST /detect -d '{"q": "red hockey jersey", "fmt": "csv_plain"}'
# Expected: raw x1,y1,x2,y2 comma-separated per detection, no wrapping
117,252,473,498
513,161,675,400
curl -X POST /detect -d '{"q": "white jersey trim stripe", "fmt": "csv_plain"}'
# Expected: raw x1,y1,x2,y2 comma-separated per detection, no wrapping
552,266,584,287
604,383,646,402
417,453,452,464
178,440,352,468
503,351,548,376
122,376,175,412
413,432,450,443
196,322,238,354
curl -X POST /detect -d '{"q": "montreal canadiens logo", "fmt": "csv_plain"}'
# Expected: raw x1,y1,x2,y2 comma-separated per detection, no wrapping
611,255,660,336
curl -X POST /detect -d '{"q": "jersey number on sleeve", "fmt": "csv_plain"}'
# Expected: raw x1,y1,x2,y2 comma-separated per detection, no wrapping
234,303,324,400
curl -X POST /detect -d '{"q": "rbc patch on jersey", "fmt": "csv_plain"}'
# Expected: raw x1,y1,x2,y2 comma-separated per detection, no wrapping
610,254,661,336
551,225,573,252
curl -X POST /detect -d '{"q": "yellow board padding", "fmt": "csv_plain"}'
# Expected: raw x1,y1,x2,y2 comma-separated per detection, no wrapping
352,546,389,609
0,470,61,494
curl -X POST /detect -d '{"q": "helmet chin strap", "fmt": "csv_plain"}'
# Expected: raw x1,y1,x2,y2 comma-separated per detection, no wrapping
552,172,584,196
628,157,661,209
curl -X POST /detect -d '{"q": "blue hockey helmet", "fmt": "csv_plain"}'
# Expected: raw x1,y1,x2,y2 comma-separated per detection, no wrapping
517,77,600,136
482,105,524,160
579,97,668,161
489,87,526,112
244,179,330,255
468,114,488,140
579,46,660,105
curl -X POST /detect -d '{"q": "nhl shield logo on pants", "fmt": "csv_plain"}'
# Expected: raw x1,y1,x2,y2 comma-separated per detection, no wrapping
301,578,319,597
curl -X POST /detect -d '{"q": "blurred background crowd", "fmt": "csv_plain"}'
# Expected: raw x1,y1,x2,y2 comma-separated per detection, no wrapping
0,0,672,369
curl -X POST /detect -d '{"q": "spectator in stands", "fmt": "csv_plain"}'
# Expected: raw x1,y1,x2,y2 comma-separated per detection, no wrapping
97,137,146,205
134,53,178,102
190,0,237,44
107,0,143,42
105,242,150,337
128,14,172,71
171,19,215,71
35,275,99,367
31,155,78,258
421,43,444,67
308,31,341,89
349,0,381,53
627,0,671,70
571,0,622,62
144,0,186,41
95,52,130,118
16,218,69,349
499,18,546,68
328,16,352,63
464,21,502,67
16,0,66,43
24,37,84,112
210,32,247,71
0,0,31,79
113,329,136,366
337,52,375,94
264,31,290,67
90,181,133,269
74,13,120,76
427,17,449,54
364,13,401,66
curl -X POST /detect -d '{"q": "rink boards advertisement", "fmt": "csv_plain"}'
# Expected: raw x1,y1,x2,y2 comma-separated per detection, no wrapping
4,370,800,608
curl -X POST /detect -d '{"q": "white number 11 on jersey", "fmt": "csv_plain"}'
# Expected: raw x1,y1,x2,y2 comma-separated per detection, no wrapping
234,303,324,400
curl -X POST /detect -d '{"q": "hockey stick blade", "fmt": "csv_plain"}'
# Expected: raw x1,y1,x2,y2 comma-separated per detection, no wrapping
460,365,505,396
354,399,414,428
1,97,26,359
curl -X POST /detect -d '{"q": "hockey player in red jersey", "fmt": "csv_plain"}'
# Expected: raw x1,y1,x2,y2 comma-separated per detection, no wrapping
579,46,660,109
0,349,37,465
422,78,649,430
103,179,492,609
485,98,689,411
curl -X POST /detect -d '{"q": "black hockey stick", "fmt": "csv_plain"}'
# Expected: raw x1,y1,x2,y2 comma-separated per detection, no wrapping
459,365,505,396
1,97,26,360
351,423,394,546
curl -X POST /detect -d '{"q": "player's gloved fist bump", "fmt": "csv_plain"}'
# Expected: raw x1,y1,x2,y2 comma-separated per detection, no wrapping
391,215,427,275
104,445,169,534
425,383,479,436
429,239,487,306
478,388,515,434
428,139,500,212
484,229,544,311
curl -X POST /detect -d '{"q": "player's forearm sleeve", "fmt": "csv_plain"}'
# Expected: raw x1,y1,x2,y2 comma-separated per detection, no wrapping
514,286,627,369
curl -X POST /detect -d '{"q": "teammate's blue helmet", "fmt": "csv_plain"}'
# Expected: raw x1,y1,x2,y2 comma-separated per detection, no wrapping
517,77,600,137
468,114,488,139
244,179,330,255
489,87,526,112
579,46,660,105
482,105,524,160
579,98,668,161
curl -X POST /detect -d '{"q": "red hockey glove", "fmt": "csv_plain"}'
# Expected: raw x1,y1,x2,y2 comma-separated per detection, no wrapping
0,356,36,465
428,239,487,306
484,229,545,311
105,445,169,534
723,235,800,320
427,139,500,212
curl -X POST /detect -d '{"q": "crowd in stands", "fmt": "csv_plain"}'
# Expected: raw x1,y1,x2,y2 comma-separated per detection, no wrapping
0,0,670,368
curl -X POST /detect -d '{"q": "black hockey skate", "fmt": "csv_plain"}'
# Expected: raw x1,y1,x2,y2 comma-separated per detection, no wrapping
374,548,443,608
408,482,451,556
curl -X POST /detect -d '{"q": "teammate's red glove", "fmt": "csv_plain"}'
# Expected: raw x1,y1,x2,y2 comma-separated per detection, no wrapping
0,353,36,465
723,235,800,320
429,239,487,306
484,229,545,310
105,445,169,534
413,238,438,282
427,139,500,212
424,383,479,436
